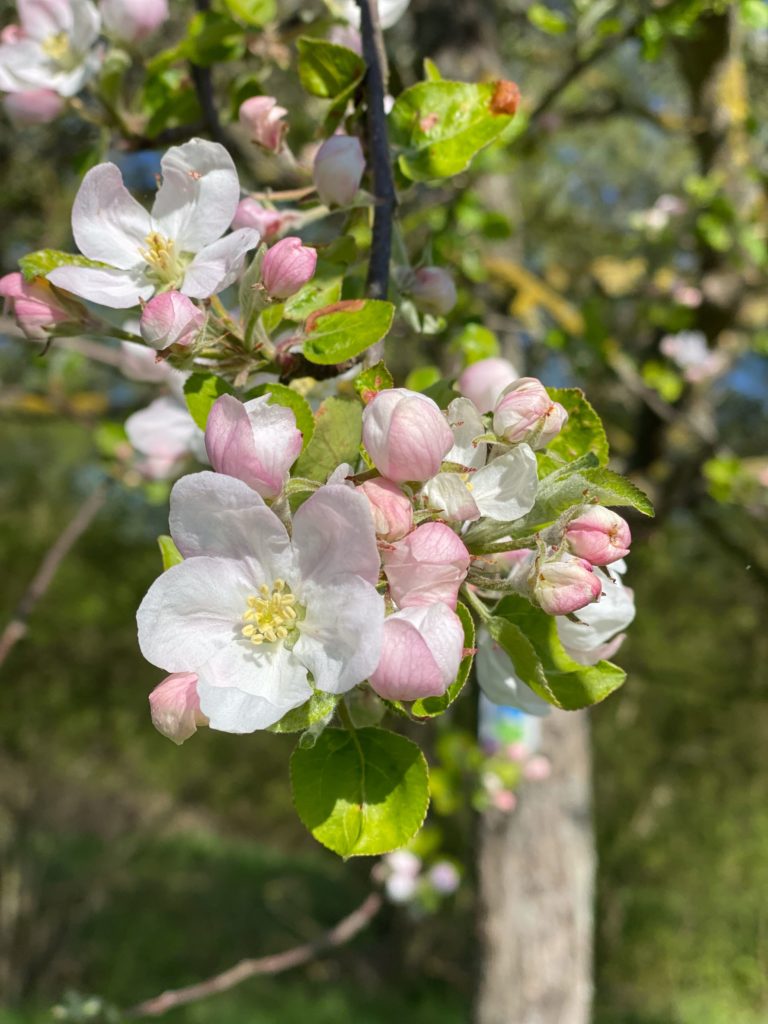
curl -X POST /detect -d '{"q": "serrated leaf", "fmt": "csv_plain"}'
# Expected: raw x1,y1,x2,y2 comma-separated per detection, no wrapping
245,382,314,450
302,300,395,365
183,373,234,430
411,602,475,718
389,79,520,183
293,396,362,482
290,727,430,857
354,361,394,402
540,387,609,471
489,595,626,710
19,249,108,282
269,691,339,734
296,37,365,99
283,273,342,322
157,534,183,571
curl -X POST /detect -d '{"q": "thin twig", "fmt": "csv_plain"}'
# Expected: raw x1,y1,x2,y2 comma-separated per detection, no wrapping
0,483,108,671
126,891,383,1018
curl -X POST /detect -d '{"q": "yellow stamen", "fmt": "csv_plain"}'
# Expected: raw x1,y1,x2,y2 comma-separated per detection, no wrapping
139,232,184,287
241,579,299,646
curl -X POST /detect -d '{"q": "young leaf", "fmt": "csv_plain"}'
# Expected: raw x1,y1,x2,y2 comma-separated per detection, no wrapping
223,0,276,27
296,37,365,99
540,387,610,471
411,602,476,718
245,382,315,450
283,273,343,322
269,691,339,734
290,727,430,857
183,373,234,430
293,396,362,482
19,249,108,282
354,361,394,401
157,535,183,571
302,300,395,365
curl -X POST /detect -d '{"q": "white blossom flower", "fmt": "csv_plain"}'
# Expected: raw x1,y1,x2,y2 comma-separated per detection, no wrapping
47,139,260,308
0,0,101,97
137,472,384,732
125,396,206,481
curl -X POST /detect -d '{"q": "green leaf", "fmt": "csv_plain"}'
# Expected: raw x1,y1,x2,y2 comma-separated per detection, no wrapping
183,373,234,430
223,0,276,26
423,57,443,81
528,3,569,34
411,602,475,718
539,387,610,471
354,361,394,401
452,322,499,363
489,595,626,710
405,365,442,392
302,300,395,365
389,79,520,183
283,273,343,322
245,382,315,451
269,691,339,734
296,37,365,99
181,11,245,67
157,535,183,571
290,727,430,857
293,396,362,482
741,0,768,28
19,249,108,282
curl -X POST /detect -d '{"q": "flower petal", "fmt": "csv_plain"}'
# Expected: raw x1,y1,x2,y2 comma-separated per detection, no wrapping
180,228,260,299
475,631,551,715
292,483,380,587
471,444,538,521
422,472,480,522
152,138,241,251
47,265,153,308
125,396,201,462
18,0,72,40
294,575,384,693
68,163,152,268
445,397,487,469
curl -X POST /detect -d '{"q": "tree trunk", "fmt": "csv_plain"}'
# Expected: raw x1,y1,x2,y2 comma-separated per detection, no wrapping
474,711,595,1024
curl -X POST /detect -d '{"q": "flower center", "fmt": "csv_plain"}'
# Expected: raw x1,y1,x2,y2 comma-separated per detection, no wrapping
41,32,78,70
241,579,299,646
139,232,185,288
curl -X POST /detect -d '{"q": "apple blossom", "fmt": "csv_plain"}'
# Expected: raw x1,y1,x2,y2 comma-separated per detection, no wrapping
119,339,185,388
231,199,299,241
0,271,83,339
381,849,421,903
556,562,635,665
382,522,470,609
47,139,260,308
140,291,205,350
313,135,365,207
369,603,464,701
101,0,169,42
328,24,362,54
3,86,62,123
125,396,206,480
660,330,726,383
427,861,460,895
238,95,288,153
260,237,317,299
149,672,207,745
362,388,454,483
406,266,457,316
357,477,413,542
204,394,302,499
533,553,602,615
457,356,520,413
137,472,384,732
0,0,101,98
564,506,632,565
475,632,551,715
493,377,568,448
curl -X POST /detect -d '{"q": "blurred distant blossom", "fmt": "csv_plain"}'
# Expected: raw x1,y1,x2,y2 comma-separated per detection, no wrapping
660,331,727,382
631,193,686,234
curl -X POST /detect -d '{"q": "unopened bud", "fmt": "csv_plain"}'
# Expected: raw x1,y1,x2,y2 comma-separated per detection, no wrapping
313,135,365,207
3,88,63,125
139,291,205,350
238,95,288,153
382,522,470,610
457,357,520,413
533,554,602,615
362,388,453,483
149,672,207,745
101,0,169,41
406,266,457,316
370,603,464,700
0,272,77,339
493,377,568,448
564,506,631,565
357,477,413,542
231,198,299,241
260,236,317,299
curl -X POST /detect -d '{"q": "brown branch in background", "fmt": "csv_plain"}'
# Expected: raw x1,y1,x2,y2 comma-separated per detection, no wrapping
0,483,108,671
357,0,397,300
126,891,383,1019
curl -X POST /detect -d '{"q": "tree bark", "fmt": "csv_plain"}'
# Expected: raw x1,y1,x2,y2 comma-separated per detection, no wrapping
474,711,595,1024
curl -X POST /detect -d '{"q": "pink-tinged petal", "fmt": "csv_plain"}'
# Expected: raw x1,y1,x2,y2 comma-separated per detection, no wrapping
292,483,380,587
457,357,519,414
18,0,71,39
101,0,168,42
197,638,311,707
564,506,632,565
533,555,602,615
422,472,480,523
356,477,413,541
137,556,258,672
47,264,153,308
369,603,464,701
180,228,260,299
118,340,183,385
125,396,200,462
556,567,635,659
313,135,365,207
293,575,384,693
382,522,470,609
68,163,152,268
140,290,204,349
445,397,486,469
168,472,291,571
493,377,568,449
260,237,317,299
152,138,241,252
3,87,63,124
406,266,456,316
149,672,206,745
204,394,301,499
470,445,538,522
238,95,288,153
362,388,454,483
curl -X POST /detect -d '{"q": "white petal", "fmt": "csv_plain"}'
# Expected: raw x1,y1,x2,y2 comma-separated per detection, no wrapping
422,472,480,522
47,265,153,308
69,163,152,268
556,570,635,654
169,471,292,572
292,483,380,587
180,229,260,299
294,576,384,693
137,556,255,672
472,444,538,521
445,397,487,469
475,631,551,715
19,0,71,40
0,39,53,91
197,654,310,734
197,638,312,706
152,138,241,251
69,0,100,48
125,396,201,462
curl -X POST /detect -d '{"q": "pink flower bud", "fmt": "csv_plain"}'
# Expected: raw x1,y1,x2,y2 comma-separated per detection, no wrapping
1,24,23,43
493,377,568,448
533,554,602,615
382,522,470,609
238,96,288,153
149,672,208,745
369,603,464,701
457,357,520,413
328,24,363,55
205,394,302,498
313,135,365,207
139,291,205,350
523,754,552,782
565,506,632,565
260,237,317,299
231,198,299,241
0,272,71,339
3,88,63,125
357,477,413,542
101,0,169,41
362,388,454,483
407,266,457,316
